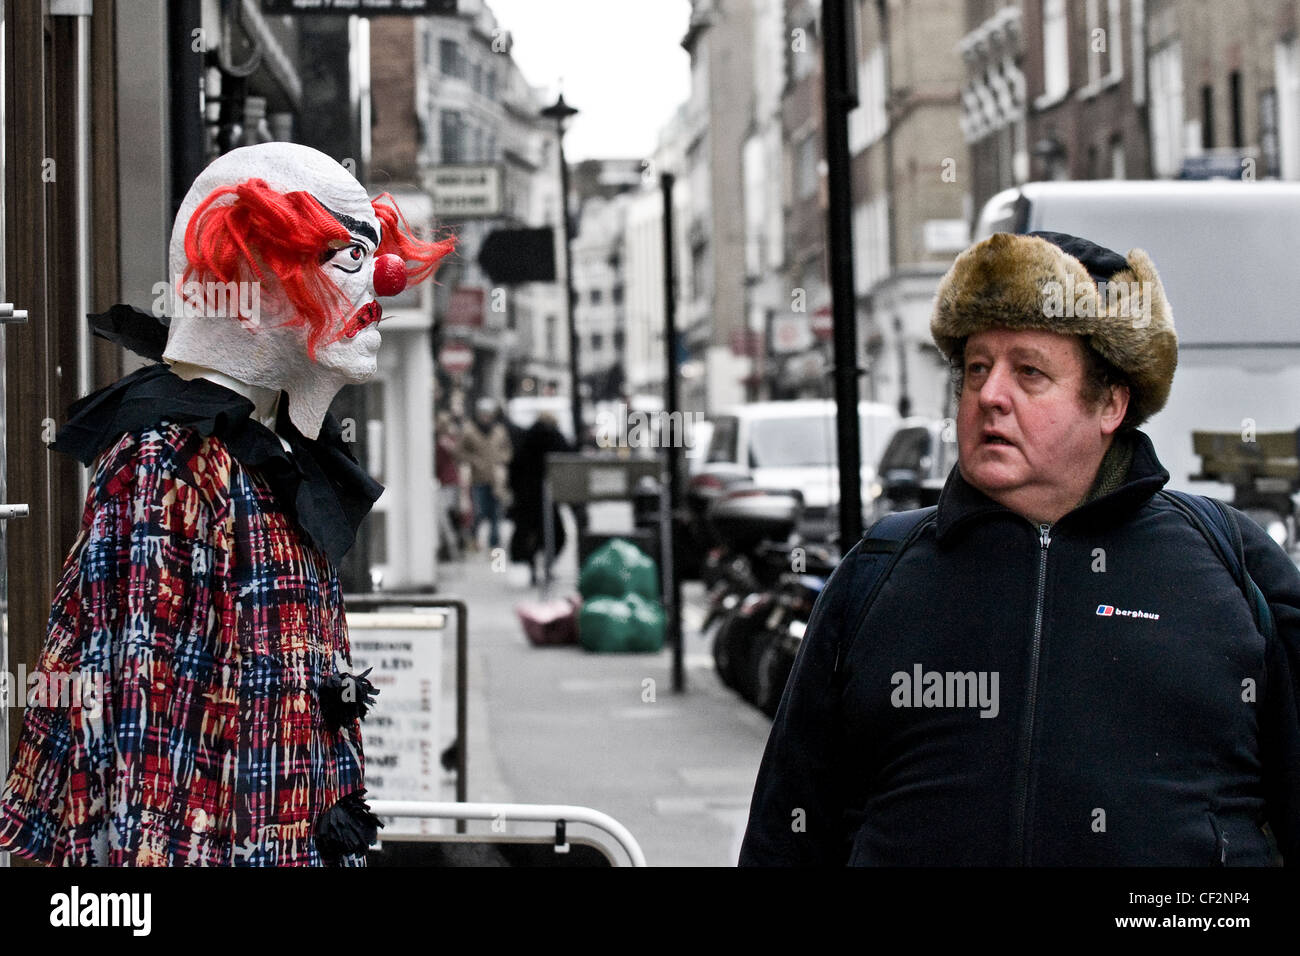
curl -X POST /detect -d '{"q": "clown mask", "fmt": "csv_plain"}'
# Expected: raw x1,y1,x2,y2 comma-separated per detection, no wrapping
162,142,453,438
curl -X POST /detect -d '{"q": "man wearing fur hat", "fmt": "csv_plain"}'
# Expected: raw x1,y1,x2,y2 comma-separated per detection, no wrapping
740,231,1300,866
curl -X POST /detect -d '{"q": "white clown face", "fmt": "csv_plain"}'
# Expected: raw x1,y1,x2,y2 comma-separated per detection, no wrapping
163,142,404,439
313,199,385,383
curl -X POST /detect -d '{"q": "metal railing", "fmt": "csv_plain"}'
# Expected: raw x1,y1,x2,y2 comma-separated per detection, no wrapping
368,799,647,867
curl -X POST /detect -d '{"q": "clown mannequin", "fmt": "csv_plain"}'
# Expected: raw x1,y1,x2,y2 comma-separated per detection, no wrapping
0,143,452,866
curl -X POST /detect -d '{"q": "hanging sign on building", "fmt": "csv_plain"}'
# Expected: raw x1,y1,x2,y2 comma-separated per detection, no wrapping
426,164,503,218
261,0,457,15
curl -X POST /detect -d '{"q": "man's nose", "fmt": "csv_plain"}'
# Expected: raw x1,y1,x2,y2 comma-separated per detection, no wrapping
977,362,1013,411
373,253,407,297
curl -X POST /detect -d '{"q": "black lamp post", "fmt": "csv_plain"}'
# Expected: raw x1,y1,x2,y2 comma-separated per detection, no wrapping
541,93,583,446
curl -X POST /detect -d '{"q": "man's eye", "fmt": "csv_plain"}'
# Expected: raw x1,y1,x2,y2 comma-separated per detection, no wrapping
1021,366,1042,377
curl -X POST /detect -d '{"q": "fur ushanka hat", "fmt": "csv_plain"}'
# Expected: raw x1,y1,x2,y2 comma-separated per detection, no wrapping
930,230,1178,426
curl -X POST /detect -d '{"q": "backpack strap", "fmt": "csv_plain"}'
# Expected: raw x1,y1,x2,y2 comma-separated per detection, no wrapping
1158,489,1276,641
830,506,938,679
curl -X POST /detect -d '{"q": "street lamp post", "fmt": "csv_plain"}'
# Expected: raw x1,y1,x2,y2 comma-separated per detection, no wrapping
541,93,583,447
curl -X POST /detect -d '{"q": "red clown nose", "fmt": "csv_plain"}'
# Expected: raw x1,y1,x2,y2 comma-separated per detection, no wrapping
372,253,407,297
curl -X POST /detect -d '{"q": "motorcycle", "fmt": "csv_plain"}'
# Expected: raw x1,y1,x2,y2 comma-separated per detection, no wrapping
700,486,803,691
752,560,834,717
704,485,840,715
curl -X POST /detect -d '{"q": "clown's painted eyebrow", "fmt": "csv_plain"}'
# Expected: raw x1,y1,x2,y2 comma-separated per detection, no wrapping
320,203,379,246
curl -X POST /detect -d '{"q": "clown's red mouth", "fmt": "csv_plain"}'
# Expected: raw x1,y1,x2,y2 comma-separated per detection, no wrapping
342,301,382,338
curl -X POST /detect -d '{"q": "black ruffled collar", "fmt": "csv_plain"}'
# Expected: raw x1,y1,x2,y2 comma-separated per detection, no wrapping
53,305,382,564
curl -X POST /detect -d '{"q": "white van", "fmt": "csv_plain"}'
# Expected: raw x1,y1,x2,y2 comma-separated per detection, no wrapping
977,180,1300,502
700,400,900,538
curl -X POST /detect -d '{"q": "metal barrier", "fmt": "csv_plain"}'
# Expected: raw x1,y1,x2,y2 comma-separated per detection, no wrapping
368,800,647,867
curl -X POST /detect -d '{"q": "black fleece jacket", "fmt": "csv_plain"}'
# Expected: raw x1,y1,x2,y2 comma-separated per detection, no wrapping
739,430,1300,866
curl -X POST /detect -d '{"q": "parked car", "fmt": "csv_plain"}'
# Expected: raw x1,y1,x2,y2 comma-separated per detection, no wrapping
690,400,900,542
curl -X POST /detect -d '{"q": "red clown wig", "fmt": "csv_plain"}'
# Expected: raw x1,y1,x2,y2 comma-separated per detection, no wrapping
183,178,455,358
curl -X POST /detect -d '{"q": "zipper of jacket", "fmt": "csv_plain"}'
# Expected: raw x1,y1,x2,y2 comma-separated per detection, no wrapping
1011,521,1051,865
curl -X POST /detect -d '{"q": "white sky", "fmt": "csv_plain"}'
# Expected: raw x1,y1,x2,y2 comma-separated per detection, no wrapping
485,0,693,161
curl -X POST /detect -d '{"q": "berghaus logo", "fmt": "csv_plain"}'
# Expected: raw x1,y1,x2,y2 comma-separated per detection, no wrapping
1097,604,1160,620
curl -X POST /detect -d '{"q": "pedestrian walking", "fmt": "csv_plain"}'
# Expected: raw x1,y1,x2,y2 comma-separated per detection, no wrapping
740,231,1300,866
459,397,512,552
435,410,464,561
508,412,572,585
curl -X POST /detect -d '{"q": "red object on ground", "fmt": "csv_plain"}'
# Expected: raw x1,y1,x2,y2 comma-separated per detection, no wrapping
372,253,407,297
516,595,581,646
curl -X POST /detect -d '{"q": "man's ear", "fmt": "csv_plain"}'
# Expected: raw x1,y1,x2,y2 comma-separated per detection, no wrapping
1100,384,1130,435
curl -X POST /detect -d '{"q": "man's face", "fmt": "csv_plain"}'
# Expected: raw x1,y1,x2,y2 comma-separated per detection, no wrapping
312,200,384,383
956,328,1128,523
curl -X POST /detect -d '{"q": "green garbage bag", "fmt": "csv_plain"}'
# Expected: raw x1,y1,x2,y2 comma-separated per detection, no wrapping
579,538,659,601
624,592,666,653
579,596,637,653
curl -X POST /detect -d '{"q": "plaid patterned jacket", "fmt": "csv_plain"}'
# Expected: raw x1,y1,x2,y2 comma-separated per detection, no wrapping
0,420,368,865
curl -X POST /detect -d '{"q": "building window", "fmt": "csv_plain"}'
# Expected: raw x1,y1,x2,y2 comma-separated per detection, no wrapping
440,39,465,79
791,17,817,83
1149,41,1185,177
612,285,623,305
1131,0,1146,105
1230,70,1244,148
546,314,558,359
1107,0,1123,79
1277,38,1300,178
1261,87,1280,177
613,329,624,352
1201,84,1215,150
470,126,482,163
1042,0,1069,103
1110,135,1126,178
1086,0,1123,87
591,332,604,351
849,44,887,153
1085,0,1102,88
441,110,464,164
590,288,603,305
690,241,707,301
852,195,889,295
797,135,818,198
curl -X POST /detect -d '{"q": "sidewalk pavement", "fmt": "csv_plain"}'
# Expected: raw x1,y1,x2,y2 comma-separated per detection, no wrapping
427,517,774,867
